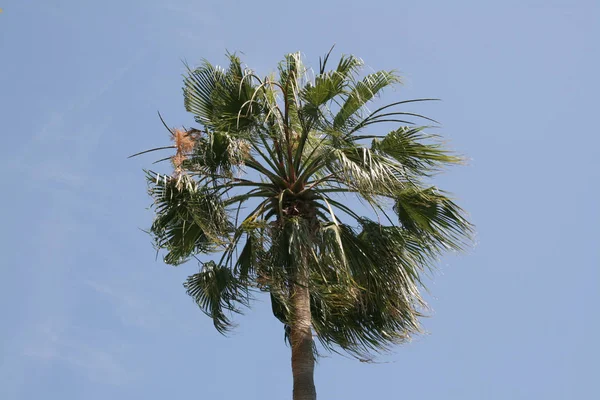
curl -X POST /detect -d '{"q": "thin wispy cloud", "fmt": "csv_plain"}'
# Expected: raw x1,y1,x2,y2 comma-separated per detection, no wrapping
23,321,129,386
83,279,196,333
34,47,148,145
155,2,224,48
11,47,149,191
84,279,161,330
1,47,150,396
160,2,220,24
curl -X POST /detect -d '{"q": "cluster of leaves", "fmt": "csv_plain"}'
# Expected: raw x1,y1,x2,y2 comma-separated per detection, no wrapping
143,50,472,359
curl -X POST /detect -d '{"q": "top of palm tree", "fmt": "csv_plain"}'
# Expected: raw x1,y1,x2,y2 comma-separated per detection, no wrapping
139,49,473,359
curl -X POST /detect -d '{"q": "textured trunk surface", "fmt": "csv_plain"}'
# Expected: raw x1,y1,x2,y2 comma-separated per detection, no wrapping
291,279,316,400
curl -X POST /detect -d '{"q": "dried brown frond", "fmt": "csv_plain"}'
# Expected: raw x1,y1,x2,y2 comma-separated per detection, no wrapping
171,128,198,172
172,128,196,154
171,153,187,171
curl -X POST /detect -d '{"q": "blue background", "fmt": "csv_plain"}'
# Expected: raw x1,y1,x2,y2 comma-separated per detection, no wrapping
1,1,598,399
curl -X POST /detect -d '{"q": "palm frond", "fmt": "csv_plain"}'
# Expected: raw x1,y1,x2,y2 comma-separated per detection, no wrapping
323,146,408,198
147,172,231,265
371,126,463,177
394,186,473,251
333,71,401,131
184,261,250,333
183,131,251,176
301,54,363,109
183,55,261,135
309,219,430,357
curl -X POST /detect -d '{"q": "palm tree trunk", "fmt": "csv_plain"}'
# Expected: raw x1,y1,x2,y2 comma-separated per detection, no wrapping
290,277,316,400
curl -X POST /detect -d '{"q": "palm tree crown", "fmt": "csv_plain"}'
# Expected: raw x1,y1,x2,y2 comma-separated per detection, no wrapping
141,50,472,361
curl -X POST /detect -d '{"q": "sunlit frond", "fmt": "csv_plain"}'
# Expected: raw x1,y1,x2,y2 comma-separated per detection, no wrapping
308,219,432,357
372,126,463,177
184,54,262,135
333,71,401,131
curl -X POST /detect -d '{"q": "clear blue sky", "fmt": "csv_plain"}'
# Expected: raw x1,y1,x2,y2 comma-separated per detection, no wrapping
1,0,598,399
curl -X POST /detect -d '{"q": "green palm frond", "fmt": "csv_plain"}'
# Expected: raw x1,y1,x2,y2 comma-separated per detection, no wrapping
183,60,224,126
181,130,250,176
147,172,231,265
184,54,261,135
394,187,472,251
372,126,463,177
300,54,363,110
309,219,431,357
185,261,250,333
333,71,401,131
327,146,406,192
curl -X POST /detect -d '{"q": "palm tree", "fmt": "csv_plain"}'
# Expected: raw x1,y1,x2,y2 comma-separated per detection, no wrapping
137,49,472,400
